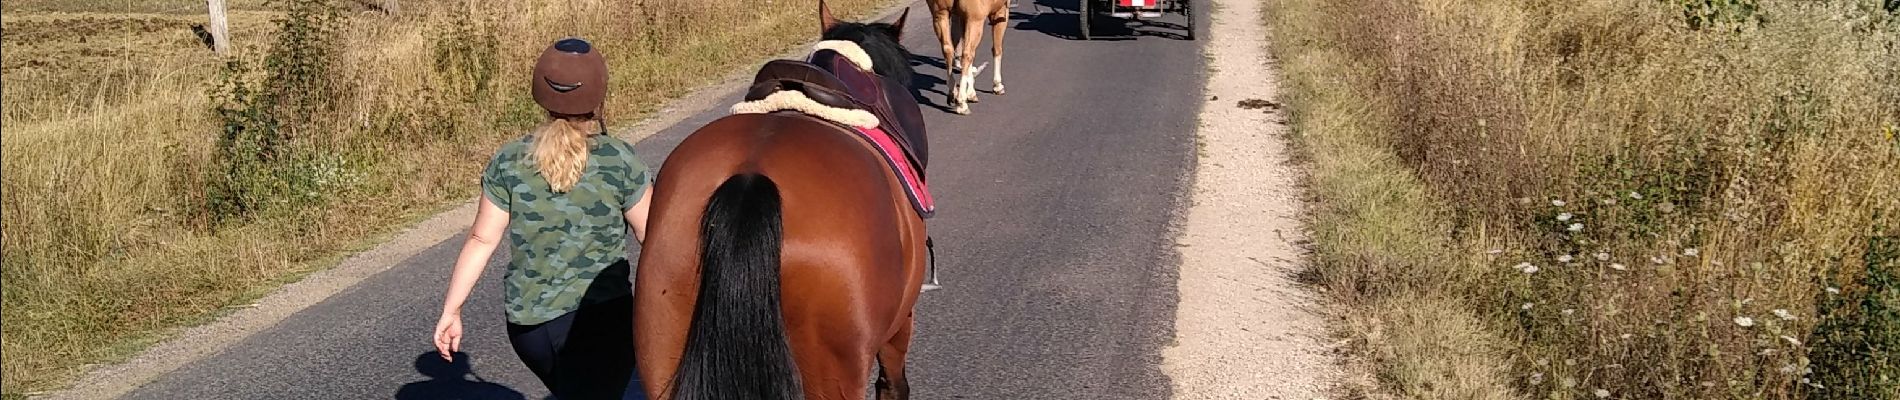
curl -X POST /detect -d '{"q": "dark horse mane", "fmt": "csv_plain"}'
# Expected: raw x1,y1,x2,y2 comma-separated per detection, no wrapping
821,21,916,89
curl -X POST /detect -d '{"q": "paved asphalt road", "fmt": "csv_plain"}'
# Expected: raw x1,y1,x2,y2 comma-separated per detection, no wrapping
123,0,1206,398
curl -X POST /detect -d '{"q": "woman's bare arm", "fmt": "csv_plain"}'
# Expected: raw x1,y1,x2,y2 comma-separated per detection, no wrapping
626,187,654,244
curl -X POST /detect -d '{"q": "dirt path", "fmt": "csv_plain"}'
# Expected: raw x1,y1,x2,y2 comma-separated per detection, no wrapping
1161,0,1342,397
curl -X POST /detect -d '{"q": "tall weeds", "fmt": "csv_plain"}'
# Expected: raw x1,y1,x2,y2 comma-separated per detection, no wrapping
1267,0,1900,398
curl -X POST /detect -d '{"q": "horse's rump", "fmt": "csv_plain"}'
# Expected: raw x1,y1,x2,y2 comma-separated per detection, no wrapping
633,113,927,400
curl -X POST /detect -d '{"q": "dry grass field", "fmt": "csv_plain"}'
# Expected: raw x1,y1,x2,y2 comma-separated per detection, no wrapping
0,0,892,395
1263,0,1900,398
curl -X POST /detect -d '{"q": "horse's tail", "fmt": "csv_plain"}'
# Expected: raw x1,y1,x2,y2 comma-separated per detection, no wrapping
668,173,803,400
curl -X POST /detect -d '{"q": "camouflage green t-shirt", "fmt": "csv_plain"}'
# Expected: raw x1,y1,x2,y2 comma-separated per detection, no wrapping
481,133,652,325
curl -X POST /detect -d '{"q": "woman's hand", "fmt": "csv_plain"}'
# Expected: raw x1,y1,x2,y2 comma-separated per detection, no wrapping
432,312,464,361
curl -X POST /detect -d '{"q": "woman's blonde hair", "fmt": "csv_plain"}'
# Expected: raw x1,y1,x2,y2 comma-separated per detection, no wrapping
529,116,595,193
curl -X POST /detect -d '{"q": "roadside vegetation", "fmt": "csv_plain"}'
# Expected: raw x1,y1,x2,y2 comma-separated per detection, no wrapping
1263,0,1900,398
0,0,892,395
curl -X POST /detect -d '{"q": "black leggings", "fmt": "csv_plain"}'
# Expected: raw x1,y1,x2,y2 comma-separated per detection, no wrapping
506,295,645,400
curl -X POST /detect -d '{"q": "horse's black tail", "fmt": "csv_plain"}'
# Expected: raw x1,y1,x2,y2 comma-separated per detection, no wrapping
669,173,803,400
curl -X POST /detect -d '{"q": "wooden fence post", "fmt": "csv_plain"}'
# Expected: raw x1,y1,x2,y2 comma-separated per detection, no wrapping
207,0,230,54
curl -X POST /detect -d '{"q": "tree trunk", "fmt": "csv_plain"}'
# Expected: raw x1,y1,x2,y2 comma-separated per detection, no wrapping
207,0,230,54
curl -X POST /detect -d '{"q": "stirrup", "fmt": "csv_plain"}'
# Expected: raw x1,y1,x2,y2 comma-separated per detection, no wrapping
921,267,942,292
921,237,943,292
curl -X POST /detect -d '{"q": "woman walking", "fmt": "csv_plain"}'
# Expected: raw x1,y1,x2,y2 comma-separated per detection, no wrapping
431,37,654,400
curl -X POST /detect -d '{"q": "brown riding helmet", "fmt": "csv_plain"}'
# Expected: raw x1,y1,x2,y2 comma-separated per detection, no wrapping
531,37,608,116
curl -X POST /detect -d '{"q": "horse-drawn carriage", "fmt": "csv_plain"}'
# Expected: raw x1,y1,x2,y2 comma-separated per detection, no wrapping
1076,0,1195,40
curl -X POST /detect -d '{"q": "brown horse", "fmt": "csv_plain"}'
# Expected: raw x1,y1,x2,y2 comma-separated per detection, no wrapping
925,0,1009,115
632,2,930,400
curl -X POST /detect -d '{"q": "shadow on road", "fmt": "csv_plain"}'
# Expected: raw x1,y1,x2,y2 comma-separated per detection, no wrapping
907,54,958,113
395,352,531,400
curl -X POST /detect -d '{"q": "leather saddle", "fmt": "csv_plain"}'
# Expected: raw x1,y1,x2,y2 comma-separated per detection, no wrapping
745,49,929,172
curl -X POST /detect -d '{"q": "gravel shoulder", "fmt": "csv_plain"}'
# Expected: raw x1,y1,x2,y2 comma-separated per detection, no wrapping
1160,0,1343,397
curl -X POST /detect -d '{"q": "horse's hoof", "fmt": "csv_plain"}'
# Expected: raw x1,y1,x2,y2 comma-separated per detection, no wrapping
994,85,1007,95
954,105,971,115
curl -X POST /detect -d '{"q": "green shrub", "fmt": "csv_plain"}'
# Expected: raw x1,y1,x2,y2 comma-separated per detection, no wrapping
1673,0,1764,31
204,0,346,224
1807,229,1900,399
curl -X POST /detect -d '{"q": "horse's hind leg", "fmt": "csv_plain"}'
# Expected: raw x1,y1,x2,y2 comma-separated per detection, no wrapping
931,9,958,110
988,9,1008,96
874,314,916,400
953,17,984,113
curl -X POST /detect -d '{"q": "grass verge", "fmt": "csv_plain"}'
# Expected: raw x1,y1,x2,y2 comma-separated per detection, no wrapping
1264,0,1900,398
0,0,897,395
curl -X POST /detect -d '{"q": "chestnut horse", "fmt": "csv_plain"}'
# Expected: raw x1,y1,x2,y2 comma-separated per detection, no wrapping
925,0,1009,115
632,2,929,400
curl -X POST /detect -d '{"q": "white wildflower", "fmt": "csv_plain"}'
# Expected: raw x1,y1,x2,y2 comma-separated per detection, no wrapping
1562,377,1578,388
1529,372,1546,384
1562,308,1576,316
1568,223,1585,232
1559,254,1575,263
1629,191,1643,199
1487,248,1504,254
1523,265,1540,274
1595,388,1612,398
1826,287,1841,295
1774,309,1796,320
1621,333,1635,339
1553,199,1568,207
1735,316,1756,327
1782,364,1800,374
1565,358,1577,366
1651,256,1668,264
1595,252,1611,261
1514,262,1534,271
1522,302,1536,310
1558,213,1574,221
1683,248,1700,257
1782,335,1802,346
1610,263,1629,271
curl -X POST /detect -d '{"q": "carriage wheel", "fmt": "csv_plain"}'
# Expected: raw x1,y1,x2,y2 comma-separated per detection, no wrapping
1182,0,1195,40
